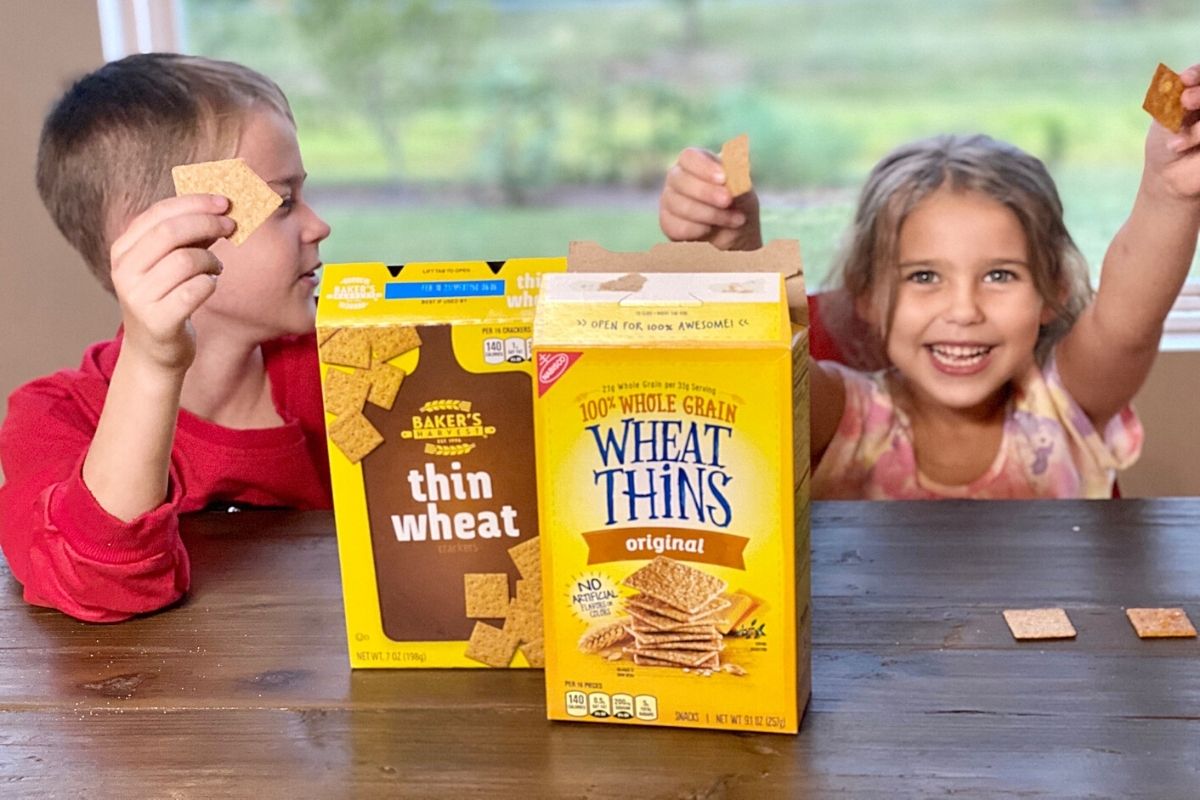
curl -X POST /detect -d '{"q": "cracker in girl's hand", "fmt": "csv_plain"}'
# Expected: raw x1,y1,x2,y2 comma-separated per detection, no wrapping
1142,63,1186,133
171,157,282,245
719,133,753,197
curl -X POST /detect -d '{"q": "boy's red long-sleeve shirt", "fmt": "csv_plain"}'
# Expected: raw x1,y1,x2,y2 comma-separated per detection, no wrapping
0,332,332,622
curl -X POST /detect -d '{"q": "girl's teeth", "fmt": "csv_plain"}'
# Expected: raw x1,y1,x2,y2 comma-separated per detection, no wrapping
930,345,990,365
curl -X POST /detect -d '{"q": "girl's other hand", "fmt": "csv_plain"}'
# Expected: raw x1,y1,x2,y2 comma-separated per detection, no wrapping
659,147,763,251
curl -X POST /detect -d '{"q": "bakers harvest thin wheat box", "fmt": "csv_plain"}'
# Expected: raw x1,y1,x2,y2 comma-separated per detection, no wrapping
533,243,811,733
316,258,565,668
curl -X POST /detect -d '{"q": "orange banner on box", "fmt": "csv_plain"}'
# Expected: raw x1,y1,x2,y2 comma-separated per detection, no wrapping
582,527,749,570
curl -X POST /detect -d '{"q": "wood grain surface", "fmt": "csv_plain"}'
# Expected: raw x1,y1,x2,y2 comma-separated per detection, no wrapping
2,500,1198,798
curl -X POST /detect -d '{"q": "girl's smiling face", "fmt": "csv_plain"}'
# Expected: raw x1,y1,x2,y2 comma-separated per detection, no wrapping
876,186,1052,416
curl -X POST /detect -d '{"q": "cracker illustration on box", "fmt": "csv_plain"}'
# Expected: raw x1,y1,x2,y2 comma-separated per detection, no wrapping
316,258,566,668
534,251,810,734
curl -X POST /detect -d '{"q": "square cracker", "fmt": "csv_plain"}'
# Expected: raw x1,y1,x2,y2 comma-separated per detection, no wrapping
464,622,518,668
503,597,544,645
327,411,384,464
519,640,545,668
464,573,510,618
369,326,422,365
171,158,282,246
323,368,372,417
316,326,339,346
1143,63,1186,133
507,536,541,580
1125,607,1197,639
319,327,372,369
622,558,728,614
361,363,406,410
625,593,731,624
719,133,752,197
1002,608,1077,641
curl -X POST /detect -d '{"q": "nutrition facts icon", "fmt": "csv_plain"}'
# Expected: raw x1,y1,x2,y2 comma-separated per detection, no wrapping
504,337,529,363
634,695,658,721
483,338,505,365
565,691,587,717
611,693,634,720
566,690,658,720
587,692,612,718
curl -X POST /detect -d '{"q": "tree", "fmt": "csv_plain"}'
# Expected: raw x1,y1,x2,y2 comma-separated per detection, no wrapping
290,0,492,179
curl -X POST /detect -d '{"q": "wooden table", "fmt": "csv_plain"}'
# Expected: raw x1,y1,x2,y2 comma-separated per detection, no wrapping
2,500,1199,798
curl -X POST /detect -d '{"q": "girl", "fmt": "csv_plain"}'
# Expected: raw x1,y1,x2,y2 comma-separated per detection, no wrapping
659,66,1200,499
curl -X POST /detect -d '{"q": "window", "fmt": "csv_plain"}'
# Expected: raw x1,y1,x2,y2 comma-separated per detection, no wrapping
159,0,1198,299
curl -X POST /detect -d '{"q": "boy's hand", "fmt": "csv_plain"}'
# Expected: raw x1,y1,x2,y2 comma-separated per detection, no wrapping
1144,63,1200,205
108,194,233,373
659,147,763,251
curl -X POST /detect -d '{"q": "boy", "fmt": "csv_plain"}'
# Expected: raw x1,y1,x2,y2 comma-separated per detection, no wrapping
0,53,333,622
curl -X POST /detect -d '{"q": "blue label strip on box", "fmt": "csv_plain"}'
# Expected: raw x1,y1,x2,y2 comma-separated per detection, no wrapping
385,280,506,300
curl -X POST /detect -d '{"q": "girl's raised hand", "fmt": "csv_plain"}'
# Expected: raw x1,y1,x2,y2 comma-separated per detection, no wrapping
659,147,763,251
1145,63,1200,202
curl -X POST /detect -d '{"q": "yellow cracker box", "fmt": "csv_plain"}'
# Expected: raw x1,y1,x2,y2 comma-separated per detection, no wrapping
534,246,811,733
317,258,565,667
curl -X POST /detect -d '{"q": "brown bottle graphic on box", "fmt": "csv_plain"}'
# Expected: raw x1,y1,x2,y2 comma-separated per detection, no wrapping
359,325,538,641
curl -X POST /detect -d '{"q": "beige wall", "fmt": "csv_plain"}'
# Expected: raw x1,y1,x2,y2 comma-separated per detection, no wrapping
0,6,118,480
1120,350,1200,497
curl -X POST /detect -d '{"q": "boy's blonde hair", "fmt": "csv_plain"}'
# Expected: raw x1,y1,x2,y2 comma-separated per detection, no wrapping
822,134,1093,369
36,53,294,293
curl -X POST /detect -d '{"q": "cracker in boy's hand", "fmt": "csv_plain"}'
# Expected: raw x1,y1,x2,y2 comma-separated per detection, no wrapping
171,157,282,246
719,133,752,197
1142,63,1186,133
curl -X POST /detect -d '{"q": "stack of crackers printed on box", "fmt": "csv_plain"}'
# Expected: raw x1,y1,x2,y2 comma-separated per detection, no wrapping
533,241,811,733
316,258,565,668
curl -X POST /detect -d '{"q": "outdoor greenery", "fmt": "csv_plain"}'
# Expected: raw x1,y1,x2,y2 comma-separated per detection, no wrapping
182,0,1200,286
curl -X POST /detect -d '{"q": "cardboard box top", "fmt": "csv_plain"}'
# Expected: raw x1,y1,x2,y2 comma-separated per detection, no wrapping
568,240,806,326
534,271,790,348
316,258,565,327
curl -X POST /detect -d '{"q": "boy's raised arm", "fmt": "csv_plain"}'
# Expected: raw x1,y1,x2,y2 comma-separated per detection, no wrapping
82,194,231,521
1058,63,1200,426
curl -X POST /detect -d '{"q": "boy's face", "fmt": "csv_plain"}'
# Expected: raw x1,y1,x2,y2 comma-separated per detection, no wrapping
197,108,330,341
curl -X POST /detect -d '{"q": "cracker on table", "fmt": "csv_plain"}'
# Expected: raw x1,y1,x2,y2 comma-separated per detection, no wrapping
319,327,372,369
464,573,510,618
1142,62,1186,133
1125,607,1197,639
1002,608,1077,641
171,158,282,246
327,411,384,464
322,368,372,417
370,326,423,365
507,536,541,580
361,362,406,410
464,622,518,668
719,133,752,197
